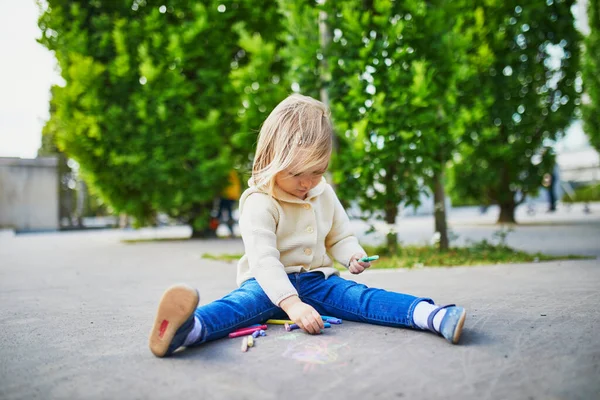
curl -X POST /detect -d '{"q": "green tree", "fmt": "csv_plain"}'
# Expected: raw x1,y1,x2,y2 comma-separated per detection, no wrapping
582,0,600,151
281,0,486,252
229,24,290,176
451,0,581,223
38,0,284,235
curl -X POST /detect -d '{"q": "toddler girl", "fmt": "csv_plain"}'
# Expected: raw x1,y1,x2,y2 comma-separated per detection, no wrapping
149,94,466,357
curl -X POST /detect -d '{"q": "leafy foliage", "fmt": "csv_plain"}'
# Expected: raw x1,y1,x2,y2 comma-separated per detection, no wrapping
450,0,581,223
37,0,285,233
280,0,490,251
582,0,600,152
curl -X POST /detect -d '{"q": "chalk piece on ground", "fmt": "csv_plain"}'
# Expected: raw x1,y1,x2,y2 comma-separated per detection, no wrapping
241,336,248,352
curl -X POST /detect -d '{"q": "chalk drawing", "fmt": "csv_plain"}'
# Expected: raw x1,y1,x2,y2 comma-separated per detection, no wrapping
280,335,350,373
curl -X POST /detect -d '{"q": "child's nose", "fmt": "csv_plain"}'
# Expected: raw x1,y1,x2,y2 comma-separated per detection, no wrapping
300,177,311,188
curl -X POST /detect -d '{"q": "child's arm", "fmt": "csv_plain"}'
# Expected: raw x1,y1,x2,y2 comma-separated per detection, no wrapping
239,193,298,306
279,295,324,335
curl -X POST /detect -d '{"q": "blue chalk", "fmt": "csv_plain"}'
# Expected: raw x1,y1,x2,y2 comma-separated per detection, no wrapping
259,330,267,336
289,322,331,331
359,255,379,262
252,330,260,338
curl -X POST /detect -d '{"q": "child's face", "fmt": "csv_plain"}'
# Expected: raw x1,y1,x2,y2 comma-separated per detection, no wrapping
275,157,329,200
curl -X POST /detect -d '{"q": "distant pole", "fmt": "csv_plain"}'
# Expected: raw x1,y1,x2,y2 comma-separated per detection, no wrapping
318,6,338,153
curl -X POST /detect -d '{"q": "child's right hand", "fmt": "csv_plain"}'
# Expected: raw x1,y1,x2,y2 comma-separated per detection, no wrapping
280,295,324,334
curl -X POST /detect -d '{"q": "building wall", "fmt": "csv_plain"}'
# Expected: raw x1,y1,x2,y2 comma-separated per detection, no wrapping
0,157,59,231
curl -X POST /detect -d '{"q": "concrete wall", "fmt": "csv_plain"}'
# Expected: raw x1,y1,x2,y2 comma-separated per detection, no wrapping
0,157,59,232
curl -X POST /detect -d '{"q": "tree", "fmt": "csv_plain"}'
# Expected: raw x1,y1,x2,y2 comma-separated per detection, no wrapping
451,0,581,223
37,0,285,235
280,0,487,252
582,0,600,152
229,23,290,176
393,1,492,250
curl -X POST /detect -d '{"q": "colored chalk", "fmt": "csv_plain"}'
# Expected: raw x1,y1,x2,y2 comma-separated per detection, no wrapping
266,319,294,325
288,322,331,331
252,330,260,338
321,316,343,322
259,330,267,336
241,336,248,352
359,255,379,262
247,335,254,347
228,325,268,338
232,324,264,333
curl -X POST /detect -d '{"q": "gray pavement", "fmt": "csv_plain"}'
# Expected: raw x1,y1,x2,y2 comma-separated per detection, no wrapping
1,206,599,400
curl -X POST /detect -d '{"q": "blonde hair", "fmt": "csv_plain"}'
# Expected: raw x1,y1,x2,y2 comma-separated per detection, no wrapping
252,94,333,193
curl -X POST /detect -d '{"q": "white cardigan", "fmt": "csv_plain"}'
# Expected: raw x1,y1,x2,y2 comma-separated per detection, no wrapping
236,178,365,306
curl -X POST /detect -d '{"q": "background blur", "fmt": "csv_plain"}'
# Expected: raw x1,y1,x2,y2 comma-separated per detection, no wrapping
0,0,598,251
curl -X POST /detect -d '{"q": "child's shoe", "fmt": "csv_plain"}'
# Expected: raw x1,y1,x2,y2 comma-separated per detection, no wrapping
149,284,199,357
427,304,466,344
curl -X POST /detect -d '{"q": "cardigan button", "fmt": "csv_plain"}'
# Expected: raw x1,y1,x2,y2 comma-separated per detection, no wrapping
304,248,312,256
303,204,311,210
306,226,314,233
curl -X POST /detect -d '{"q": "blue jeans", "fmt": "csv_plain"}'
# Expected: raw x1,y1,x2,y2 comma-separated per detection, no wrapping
190,272,432,345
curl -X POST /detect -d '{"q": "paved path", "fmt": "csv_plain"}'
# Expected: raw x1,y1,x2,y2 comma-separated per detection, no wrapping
0,208,599,400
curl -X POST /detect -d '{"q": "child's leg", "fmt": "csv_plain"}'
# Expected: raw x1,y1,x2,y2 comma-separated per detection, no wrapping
298,273,429,328
298,273,466,344
149,279,286,357
191,279,287,345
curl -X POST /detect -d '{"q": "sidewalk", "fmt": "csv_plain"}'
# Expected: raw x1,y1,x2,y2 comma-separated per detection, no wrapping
0,208,598,399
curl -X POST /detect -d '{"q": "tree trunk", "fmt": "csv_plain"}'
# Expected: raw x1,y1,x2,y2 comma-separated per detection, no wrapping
497,202,517,224
384,201,398,255
497,164,517,224
318,8,339,153
191,229,210,239
189,206,217,238
433,170,449,251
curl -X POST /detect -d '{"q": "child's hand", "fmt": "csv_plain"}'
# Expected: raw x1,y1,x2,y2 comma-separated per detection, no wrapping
348,253,371,274
280,296,324,334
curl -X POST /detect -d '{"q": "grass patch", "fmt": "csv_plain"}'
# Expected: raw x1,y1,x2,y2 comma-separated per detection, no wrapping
202,240,590,269
203,253,244,262
122,237,191,243
354,242,590,270
562,183,600,203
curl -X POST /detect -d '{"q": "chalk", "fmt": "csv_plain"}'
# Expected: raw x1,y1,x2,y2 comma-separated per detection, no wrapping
259,330,267,336
247,335,254,347
252,330,260,338
228,325,268,338
288,322,331,331
232,324,265,334
359,255,379,262
241,336,248,352
323,317,342,324
266,319,293,325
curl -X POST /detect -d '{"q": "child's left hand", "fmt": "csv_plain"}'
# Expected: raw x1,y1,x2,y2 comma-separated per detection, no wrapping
348,253,371,274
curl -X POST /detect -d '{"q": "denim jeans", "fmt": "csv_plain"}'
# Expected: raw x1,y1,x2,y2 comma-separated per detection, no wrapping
190,272,432,346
